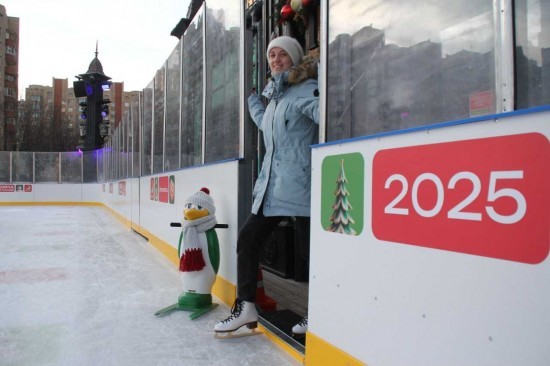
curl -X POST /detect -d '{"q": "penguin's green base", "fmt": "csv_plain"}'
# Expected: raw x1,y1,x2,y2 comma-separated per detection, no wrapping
155,292,218,320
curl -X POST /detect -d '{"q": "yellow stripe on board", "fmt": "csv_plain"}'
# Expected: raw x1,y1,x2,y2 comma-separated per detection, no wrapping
212,275,236,306
306,332,365,366
259,325,305,364
127,217,237,307
140,228,180,267
104,206,132,229
1,202,363,364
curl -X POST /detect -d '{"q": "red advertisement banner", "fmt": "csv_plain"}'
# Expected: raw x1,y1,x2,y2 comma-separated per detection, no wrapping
0,184,32,193
372,133,550,264
0,185,15,192
158,176,168,203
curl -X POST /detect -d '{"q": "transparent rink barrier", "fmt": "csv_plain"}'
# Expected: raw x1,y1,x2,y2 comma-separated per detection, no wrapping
0,151,101,184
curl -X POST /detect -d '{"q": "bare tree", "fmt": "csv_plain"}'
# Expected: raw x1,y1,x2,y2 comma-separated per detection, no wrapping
17,99,55,151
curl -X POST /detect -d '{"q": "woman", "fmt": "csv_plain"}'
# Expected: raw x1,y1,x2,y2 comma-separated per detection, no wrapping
215,36,319,336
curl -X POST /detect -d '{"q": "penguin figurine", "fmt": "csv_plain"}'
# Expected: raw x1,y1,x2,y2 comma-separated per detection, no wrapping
155,187,220,319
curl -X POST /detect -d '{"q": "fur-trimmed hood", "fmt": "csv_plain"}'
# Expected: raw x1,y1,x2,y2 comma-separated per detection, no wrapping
288,47,320,85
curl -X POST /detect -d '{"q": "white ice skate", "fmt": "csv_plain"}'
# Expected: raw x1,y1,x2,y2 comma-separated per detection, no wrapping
292,315,308,337
214,299,262,339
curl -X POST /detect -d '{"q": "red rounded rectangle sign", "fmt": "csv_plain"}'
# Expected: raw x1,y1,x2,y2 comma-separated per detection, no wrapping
372,133,550,264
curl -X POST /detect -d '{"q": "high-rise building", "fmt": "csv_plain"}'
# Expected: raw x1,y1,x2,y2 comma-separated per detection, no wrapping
0,5,19,151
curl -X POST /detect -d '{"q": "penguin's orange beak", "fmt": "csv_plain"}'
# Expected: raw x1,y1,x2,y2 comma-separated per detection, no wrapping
184,208,209,221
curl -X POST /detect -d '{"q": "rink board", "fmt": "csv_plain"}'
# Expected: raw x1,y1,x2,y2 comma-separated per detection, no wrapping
107,160,242,293
308,107,550,365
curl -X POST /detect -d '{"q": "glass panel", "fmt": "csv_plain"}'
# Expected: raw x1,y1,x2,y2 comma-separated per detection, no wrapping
127,105,134,178
122,112,129,179
180,9,204,168
113,128,119,180
153,67,166,174
97,148,104,182
514,0,550,108
35,153,60,183
204,0,241,163
166,42,182,171
118,127,122,180
12,152,33,182
60,152,82,183
132,93,141,177
327,0,495,141
142,80,154,175
0,152,10,182
83,150,97,183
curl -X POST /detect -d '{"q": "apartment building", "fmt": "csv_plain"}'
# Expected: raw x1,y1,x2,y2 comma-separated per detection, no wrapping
0,4,19,151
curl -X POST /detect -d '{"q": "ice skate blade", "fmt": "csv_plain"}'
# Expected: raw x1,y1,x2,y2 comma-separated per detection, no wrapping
214,324,262,339
214,329,262,339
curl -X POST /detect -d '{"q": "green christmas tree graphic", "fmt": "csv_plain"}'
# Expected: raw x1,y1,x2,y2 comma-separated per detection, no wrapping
327,159,357,235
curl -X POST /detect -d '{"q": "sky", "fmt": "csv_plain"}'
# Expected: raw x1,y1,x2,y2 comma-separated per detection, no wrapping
2,0,192,99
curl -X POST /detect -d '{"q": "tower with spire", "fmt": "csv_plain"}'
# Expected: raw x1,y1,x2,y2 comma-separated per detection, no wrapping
74,42,112,151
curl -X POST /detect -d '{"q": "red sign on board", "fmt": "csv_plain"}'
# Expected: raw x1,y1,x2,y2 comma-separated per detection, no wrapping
158,176,169,203
372,133,550,264
0,185,15,192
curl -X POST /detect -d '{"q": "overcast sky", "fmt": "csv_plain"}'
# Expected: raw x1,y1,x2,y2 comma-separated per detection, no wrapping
2,0,191,99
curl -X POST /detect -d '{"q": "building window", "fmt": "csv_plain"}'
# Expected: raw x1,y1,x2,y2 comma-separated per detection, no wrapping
4,87,16,97
6,45,16,55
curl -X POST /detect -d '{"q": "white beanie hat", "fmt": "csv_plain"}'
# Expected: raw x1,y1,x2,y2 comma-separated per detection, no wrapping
185,187,215,215
266,36,304,66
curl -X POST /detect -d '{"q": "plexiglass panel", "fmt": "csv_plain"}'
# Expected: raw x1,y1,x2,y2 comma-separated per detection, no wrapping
83,150,97,183
166,42,182,171
204,0,241,163
180,9,204,168
132,93,141,178
97,148,104,182
12,152,33,182
35,153,60,183
515,0,550,109
0,152,9,182
153,67,166,174
142,80,154,175
60,152,82,183
113,128,120,180
327,0,495,141
121,112,129,179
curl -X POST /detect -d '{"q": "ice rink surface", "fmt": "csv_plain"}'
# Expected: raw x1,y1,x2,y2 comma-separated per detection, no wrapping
0,206,301,366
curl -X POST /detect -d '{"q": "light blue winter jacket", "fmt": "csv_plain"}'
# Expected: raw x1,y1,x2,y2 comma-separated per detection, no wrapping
248,71,319,217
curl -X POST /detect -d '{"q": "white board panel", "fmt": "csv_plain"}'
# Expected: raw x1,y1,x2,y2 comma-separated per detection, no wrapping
309,109,550,365
138,161,241,283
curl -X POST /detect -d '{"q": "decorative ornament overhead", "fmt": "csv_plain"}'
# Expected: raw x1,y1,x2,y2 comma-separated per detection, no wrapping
280,3,294,22
275,0,318,32
290,0,302,12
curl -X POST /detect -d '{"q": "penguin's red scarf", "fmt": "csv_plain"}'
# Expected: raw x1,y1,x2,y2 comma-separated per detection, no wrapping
179,215,217,272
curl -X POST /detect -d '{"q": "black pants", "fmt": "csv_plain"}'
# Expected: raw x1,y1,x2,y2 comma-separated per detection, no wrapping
237,207,310,302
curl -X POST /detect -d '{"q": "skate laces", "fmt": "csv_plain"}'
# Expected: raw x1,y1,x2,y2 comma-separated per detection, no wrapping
221,299,244,324
298,315,308,326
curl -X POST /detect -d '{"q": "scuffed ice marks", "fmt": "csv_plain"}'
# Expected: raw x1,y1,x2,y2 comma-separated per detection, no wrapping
1,206,300,366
